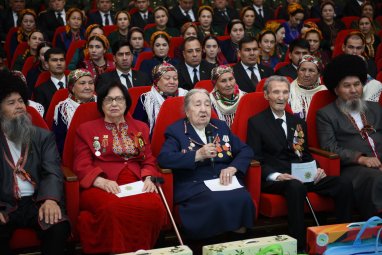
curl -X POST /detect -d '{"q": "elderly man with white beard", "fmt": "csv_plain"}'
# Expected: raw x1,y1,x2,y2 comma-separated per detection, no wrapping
317,54,382,220
0,70,70,255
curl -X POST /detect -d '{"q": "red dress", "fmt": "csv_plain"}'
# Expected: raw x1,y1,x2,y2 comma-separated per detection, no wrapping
73,116,166,254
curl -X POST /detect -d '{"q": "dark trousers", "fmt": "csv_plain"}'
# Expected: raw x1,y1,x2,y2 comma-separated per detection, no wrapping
262,176,353,249
0,196,70,255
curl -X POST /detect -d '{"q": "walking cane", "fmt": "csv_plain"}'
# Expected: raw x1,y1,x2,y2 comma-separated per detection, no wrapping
152,176,184,245
305,196,320,226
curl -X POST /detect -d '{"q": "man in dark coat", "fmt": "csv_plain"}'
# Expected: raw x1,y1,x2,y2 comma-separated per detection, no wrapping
275,38,310,80
247,75,353,252
96,41,151,91
168,0,197,29
38,0,67,41
0,70,70,255
130,0,155,29
177,37,215,90
317,54,382,219
233,36,274,93
34,48,67,114
87,0,116,26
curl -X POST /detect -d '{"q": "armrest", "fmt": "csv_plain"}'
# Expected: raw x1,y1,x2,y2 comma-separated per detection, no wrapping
160,168,172,174
308,147,339,159
245,160,261,219
62,166,78,182
61,166,80,240
309,147,340,176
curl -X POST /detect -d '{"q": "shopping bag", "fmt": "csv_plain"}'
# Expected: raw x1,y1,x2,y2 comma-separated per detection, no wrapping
323,216,382,255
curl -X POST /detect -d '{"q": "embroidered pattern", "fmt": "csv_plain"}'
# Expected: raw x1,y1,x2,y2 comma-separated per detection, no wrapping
292,124,304,159
105,122,140,160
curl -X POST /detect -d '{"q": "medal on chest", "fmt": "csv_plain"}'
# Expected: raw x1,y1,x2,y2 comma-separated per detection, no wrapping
93,136,101,157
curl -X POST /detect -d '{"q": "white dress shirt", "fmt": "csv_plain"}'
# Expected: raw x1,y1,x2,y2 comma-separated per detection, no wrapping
100,11,113,26
241,62,261,82
186,63,200,83
51,76,66,90
117,69,133,88
192,124,207,144
180,7,196,22
267,110,287,181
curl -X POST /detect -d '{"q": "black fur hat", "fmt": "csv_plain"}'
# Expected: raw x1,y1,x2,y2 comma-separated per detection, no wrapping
323,54,368,93
0,70,29,105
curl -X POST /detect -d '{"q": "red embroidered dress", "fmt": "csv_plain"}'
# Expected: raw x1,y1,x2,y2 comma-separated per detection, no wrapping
73,117,166,254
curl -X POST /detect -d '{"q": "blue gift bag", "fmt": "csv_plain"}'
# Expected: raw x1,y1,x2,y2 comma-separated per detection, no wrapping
324,216,382,255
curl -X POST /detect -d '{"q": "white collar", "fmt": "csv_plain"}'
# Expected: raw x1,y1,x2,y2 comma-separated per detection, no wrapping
51,76,66,87
99,10,111,15
116,68,132,77
241,61,258,70
271,110,286,122
185,63,200,73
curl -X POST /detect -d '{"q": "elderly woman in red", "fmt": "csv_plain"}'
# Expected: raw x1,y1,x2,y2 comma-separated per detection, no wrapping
73,82,166,254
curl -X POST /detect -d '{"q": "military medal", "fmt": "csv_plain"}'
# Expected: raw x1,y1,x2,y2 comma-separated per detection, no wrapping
102,135,108,153
93,136,101,156
218,153,223,158
222,135,230,143
190,142,195,148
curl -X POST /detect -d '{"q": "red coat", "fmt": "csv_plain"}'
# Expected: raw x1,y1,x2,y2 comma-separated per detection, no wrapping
73,115,160,188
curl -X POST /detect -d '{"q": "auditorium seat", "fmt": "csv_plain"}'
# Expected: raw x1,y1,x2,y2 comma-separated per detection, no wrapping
195,80,214,92
44,88,69,129
133,51,153,70
10,42,28,69
128,85,151,114
21,56,36,77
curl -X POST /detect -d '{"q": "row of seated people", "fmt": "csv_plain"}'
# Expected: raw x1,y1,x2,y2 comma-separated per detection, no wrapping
3,0,381,46
3,0,382,71
1,51,382,254
15,34,382,131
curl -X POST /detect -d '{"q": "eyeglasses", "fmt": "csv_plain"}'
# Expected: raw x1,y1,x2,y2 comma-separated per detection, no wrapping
103,96,125,105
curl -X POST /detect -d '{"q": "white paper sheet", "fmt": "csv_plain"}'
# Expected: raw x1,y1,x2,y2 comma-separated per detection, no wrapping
116,181,145,198
291,160,317,183
204,176,243,191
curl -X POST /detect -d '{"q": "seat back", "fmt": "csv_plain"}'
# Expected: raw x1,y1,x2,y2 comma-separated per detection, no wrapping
143,23,156,32
304,18,320,24
4,27,18,65
341,16,359,29
128,85,151,114
65,40,86,68
231,93,270,142
27,106,49,129
274,61,289,72
168,36,184,59
62,102,101,169
151,96,218,157
231,92,292,142
21,56,36,77
306,90,336,148
332,29,357,58
52,25,67,47
103,25,117,36
133,51,153,70
376,44,382,62
11,42,29,69
377,72,382,83
195,80,214,92
44,89,69,129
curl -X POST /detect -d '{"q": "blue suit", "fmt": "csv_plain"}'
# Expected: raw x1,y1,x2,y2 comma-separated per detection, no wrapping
158,118,255,239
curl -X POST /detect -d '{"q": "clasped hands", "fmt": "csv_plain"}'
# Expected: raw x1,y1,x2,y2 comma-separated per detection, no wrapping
93,176,158,194
358,156,382,170
276,168,327,184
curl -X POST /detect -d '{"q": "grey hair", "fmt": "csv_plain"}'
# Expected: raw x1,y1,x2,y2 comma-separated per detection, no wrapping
263,75,290,94
184,88,211,112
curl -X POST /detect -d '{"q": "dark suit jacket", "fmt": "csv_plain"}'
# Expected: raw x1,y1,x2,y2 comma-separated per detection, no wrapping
0,128,67,216
253,5,273,30
87,10,116,26
34,78,65,113
96,69,151,92
168,6,197,29
275,63,297,80
247,108,314,181
316,101,382,166
1,10,16,40
342,0,362,17
177,60,215,90
233,62,274,93
131,11,155,30
212,7,239,29
158,118,253,202
38,10,65,41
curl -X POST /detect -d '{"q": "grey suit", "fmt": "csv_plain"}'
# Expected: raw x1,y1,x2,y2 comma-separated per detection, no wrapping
317,101,382,218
